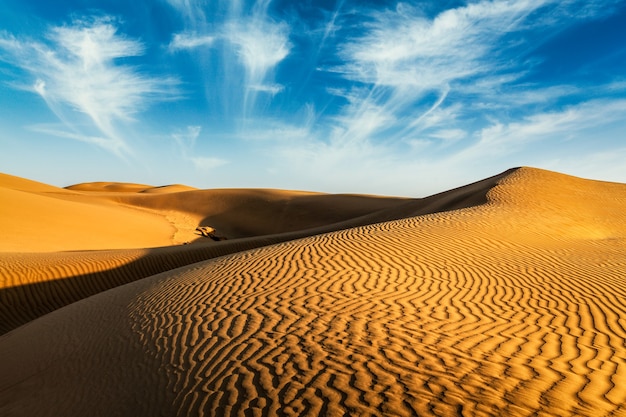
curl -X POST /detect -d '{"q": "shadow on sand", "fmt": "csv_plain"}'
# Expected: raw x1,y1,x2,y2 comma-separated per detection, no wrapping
0,168,517,335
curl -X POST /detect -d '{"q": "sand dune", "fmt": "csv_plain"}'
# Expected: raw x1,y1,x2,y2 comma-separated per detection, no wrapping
0,174,174,252
1,174,411,252
0,171,511,334
66,181,156,193
1,167,626,416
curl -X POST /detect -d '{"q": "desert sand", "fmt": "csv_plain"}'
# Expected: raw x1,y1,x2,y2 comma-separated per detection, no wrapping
1,167,625,416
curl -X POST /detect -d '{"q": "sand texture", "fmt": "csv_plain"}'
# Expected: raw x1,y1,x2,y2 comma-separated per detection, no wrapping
1,167,626,416
0,170,509,334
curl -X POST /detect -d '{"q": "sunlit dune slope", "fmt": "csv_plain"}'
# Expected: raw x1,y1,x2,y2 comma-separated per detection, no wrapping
66,181,156,193
1,174,414,252
0,170,510,334
1,167,625,416
67,181,198,194
0,174,174,252
1,176,409,253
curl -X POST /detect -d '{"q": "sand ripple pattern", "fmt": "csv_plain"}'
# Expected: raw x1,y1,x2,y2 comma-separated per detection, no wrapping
3,168,626,416
131,202,626,415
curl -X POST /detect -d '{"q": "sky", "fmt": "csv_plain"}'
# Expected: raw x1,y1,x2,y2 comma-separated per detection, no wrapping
1,0,625,196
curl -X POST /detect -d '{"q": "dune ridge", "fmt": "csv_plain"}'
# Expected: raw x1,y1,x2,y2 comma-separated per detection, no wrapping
0,170,512,334
1,167,626,416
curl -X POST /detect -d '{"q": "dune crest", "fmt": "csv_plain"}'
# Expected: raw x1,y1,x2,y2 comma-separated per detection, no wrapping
66,181,155,193
1,167,626,416
0,170,510,333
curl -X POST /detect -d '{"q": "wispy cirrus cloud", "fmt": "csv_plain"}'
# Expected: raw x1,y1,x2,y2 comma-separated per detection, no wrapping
172,125,202,151
225,19,290,94
172,125,228,171
162,0,208,28
310,0,625,169
341,5,494,88
338,0,617,90
155,0,625,194
28,124,120,154
0,17,178,155
326,0,551,145
190,156,229,171
164,0,291,119
262,96,626,196
472,99,626,155
169,32,215,52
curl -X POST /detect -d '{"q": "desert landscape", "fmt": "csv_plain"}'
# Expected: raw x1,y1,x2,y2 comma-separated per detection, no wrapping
1,166,625,416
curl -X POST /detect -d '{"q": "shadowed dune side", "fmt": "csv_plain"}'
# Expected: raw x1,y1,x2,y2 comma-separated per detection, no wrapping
307,167,520,230
139,184,198,194
90,169,517,242
111,188,409,240
2,173,413,252
1,167,625,416
0,170,513,335
0,237,307,335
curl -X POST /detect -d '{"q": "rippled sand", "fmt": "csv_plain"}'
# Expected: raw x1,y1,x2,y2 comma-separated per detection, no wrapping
1,167,625,416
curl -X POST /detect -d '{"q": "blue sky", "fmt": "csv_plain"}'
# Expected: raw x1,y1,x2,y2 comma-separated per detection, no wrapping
1,0,625,196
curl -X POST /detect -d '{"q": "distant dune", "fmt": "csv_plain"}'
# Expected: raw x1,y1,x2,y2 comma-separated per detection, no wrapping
65,181,157,193
1,167,625,416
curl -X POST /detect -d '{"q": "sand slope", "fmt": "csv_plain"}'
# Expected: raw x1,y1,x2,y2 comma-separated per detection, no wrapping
0,174,174,252
1,174,411,252
0,170,513,334
1,167,626,416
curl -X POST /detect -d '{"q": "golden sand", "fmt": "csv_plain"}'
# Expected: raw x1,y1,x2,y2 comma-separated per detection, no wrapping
1,167,625,416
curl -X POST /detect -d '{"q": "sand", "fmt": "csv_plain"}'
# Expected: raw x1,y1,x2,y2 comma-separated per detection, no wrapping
1,167,625,416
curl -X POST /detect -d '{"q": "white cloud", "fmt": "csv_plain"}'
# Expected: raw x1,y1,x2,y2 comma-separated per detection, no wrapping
169,32,215,51
225,19,291,92
322,1,555,158
28,124,128,155
0,32,22,51
165,1,292,116
429,129,467,141
331,99,396,144
172,125,201,152
336,0,619,94
316,0,624,168
543,147,626,184
338,0,551,89
162,0,208,28
235,115,315,142
247,83,283,95
191,156,228,170
263,95,626,196
406,87,454,131
478,99,626,149
0,17,179,155
447,98,626,166
172,125,228,171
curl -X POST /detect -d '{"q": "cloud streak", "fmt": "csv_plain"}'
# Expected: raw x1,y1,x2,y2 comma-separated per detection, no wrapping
172,125,228,171
0,17,178,155
165,0,292,119
225,20,290,87
307,0,626,167
1,1,624,195
325,0,553,146
169,32,215,51
338,0,618,90
473,99,626,155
